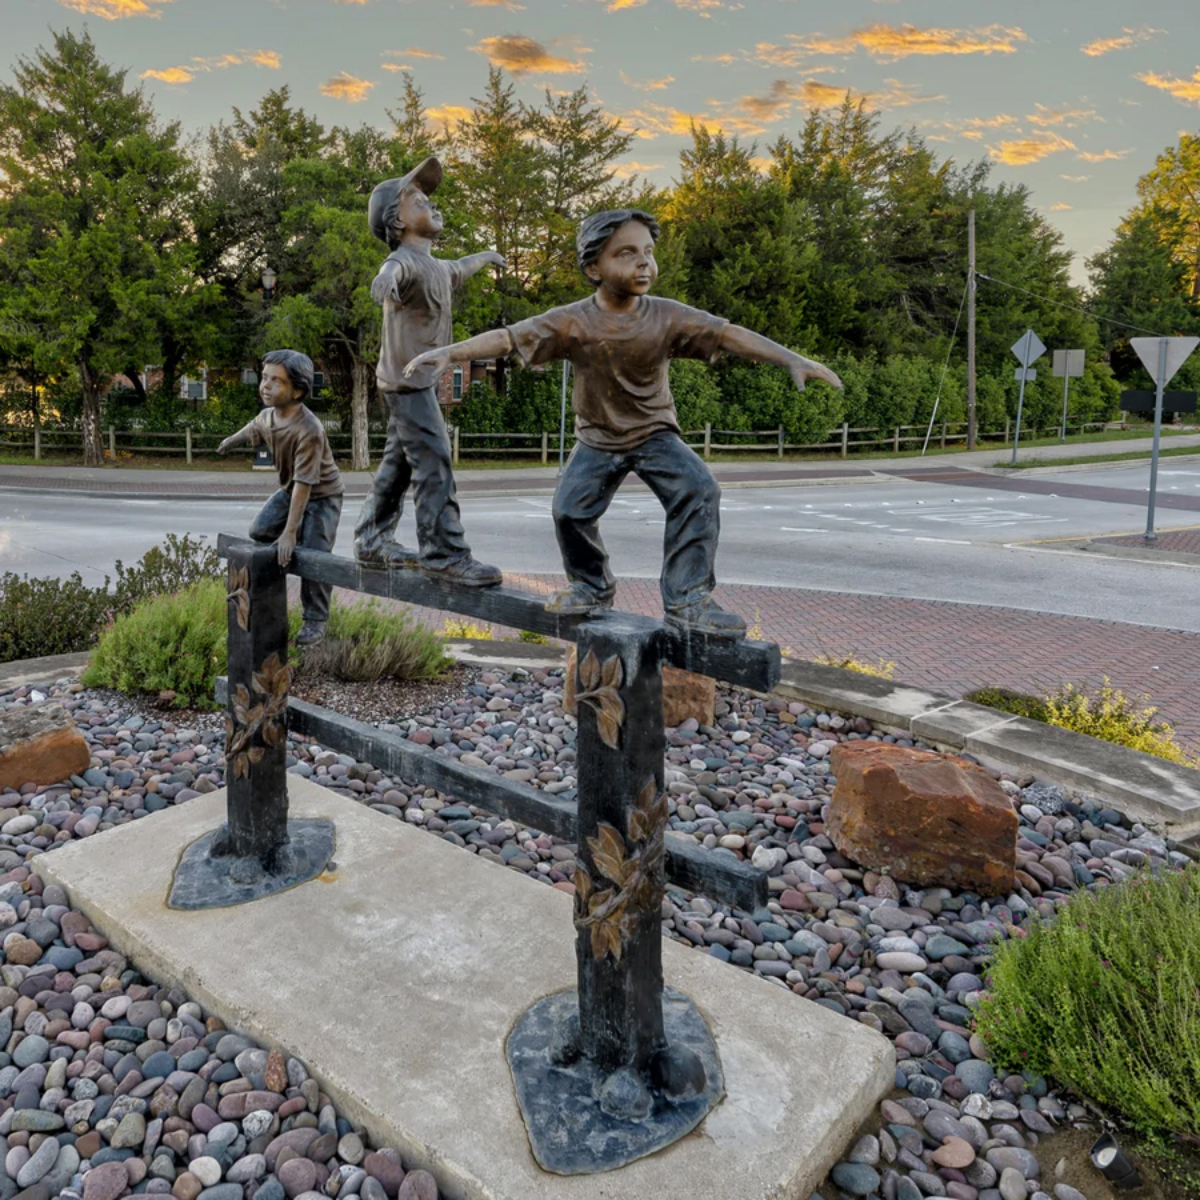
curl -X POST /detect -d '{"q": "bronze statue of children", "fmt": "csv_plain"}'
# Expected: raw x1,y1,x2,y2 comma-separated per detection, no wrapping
404,208,842,639
356,157,504,586
218,349,343,646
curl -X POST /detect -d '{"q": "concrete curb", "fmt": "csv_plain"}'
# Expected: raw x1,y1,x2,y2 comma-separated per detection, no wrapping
774,661,1200,838
0,651,90,691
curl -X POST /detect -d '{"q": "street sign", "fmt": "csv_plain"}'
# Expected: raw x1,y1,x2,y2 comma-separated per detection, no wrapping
1052,350,1085,378
1130,337,1200,542
1011,330,1046,368
1009,329,1044,464
1131,336,1199,386
1121,390,1198,414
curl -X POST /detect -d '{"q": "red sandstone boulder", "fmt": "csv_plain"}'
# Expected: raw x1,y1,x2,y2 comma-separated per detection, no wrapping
563,645,715,728
0,703,90,792
827,742,1017,894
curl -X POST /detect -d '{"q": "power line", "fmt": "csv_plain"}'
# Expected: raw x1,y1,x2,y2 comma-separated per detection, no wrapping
975,272,1170,338
921,277,970,456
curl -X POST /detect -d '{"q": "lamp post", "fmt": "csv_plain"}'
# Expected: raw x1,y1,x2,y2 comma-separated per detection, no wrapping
253,266,278,471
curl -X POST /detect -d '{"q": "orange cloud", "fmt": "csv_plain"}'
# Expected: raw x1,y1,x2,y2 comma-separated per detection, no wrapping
1047,202,1073,211
1061,174,1090,182
464,0,526,8
1139,69,1200,105
876,79,945,108
141,66,193,83
621,72,675,91
1027,103,1099,127
613,160,664,177
674,0,725,13
607,0,647,8
473,35,587,75
320,72,375,102
1077,148,1130,162
692,53,739,64
1081,27,1164,56
249,50,281,69
988,133,1075,165
388,47,444,60
426,105,473,135
762,23,1028,65
192,54,243,71
59,0,171,16
381,64,411,72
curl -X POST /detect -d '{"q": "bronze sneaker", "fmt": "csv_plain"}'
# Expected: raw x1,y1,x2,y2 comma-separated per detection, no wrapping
663,597,747,641
544,583,614,616
356,541,419,569
422,555,502,588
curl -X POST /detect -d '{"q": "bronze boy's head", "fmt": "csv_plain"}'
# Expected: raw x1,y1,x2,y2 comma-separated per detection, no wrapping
369,157,445,250
260,349,314,407
577,209,661,293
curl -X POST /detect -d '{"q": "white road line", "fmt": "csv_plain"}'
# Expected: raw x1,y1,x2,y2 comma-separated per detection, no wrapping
780,527,829,533
914,536,972,545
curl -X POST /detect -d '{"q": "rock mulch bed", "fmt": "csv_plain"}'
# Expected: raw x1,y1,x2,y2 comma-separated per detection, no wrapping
0,668,1193,1200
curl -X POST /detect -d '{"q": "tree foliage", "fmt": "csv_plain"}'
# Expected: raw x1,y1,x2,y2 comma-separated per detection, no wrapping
0,30,209,464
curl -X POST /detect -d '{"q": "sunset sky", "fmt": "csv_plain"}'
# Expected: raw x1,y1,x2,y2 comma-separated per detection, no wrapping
8,0,1200,284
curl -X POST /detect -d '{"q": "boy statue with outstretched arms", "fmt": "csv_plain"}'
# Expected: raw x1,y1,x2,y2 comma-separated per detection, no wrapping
404,208,842,640
218,349,343,646
355,157,504,587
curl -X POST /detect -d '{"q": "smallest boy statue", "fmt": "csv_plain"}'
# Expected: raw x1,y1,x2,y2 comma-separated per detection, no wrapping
218,349,344,646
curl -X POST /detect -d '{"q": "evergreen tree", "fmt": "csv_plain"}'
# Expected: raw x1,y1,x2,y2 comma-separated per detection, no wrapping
0,30,205,465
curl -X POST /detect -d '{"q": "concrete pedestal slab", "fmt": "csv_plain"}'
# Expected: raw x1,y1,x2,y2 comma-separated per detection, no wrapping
34,779,894,1200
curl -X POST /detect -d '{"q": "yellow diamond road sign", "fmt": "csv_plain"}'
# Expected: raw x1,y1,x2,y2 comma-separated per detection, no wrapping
1010,330,1046,368
1130,337,1199,386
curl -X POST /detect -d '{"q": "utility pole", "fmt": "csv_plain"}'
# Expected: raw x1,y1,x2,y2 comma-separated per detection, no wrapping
967,209,977,451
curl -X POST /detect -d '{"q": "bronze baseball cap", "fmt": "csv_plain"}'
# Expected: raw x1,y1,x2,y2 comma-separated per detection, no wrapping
368,157,444,243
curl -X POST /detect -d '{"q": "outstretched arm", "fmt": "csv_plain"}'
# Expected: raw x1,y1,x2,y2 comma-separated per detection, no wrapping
404,328,516,380
718,325,843,392
455,251,506,281
217,421,256,455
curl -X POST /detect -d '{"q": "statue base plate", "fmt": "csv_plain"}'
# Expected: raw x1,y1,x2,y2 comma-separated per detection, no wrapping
167,819,335,910
506,987,723,1175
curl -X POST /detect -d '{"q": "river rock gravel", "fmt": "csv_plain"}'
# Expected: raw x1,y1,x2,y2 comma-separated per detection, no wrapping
1,667,1193,1200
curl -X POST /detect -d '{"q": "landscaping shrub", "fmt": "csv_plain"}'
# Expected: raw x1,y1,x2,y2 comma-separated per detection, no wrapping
814,653,896,680
112,533,221,615
297,600,451,683
82,578,226,708
1044,680,1195,765
974,867,1200,1137
970,679,1195,766
965,686,1049,722
441,617,494,640
0,571,114,663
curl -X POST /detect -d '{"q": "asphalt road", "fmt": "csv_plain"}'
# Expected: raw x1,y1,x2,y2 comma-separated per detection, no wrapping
3,459,1197,632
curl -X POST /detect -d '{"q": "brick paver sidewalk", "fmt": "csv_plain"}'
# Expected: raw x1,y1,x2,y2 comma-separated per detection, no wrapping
323,572,1200,747
1093,528,1200,557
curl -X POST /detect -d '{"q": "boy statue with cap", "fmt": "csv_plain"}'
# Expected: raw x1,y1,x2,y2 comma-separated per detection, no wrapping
357,157,504,585
403,208,842,639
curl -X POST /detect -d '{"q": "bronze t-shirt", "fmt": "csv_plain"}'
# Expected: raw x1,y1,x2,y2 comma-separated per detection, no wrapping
249,407,343,499
373,248,466,393
507,296,728,452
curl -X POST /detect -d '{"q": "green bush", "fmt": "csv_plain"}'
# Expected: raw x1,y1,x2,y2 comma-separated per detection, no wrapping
0,572,114,663
969,679,1195,766
974,868,1200,1137
82,578,226,708
113,533,221,616
965,686,1049,722
296,599,451,682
